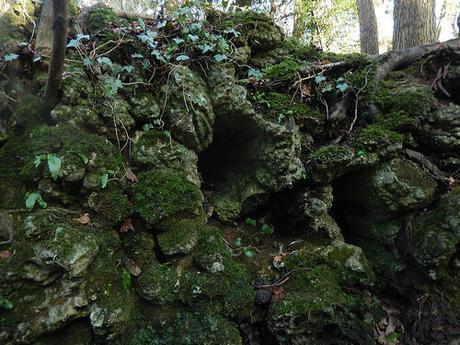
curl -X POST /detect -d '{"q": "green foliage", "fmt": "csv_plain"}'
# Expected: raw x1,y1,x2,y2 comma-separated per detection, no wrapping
121,268,131,292
263,59,302,80
87,7,119,32
25,191,47,210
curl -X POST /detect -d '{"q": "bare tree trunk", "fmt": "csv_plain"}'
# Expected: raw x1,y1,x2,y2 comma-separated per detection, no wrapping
36,0,53,51
393,0,437,50
357,0,379,54
42,0,68,122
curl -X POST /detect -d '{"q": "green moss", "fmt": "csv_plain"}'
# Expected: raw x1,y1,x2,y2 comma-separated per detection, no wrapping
132,168,203,225
375,111,419,132
136,262,181,304
88,182,131,224
262,59,302,80
157,219,200,256
0,125,123,184
122,232,156,267
376,81,437,118
86,7,119,32
353,124,403,153
252,91,322,128
307,145,355,183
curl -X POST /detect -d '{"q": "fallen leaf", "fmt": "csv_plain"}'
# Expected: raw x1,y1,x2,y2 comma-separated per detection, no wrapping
125,167,138,183
74,213,91,225
271,286,285,302
300,83,312,98
0,250,12,259
120,218,135,233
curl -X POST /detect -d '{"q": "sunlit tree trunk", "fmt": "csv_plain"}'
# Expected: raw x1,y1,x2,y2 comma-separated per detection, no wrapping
393,0,437,50
42,0,69,122
357,0,379,54
36,0,53,51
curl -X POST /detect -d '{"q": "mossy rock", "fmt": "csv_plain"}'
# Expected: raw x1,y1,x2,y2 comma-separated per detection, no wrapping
339,158,438,220
129,93,161,123
0,125,123,191
132,130,200,187
412,187,460,279
268,241,379,345
308,144,355,183
122,232,156,268
85,6,119,33
164,66,214,152
128,310,242,345
262,59,302,81
0,0,38,49
352,124,403,158
88,182,131,224
132,168,204,225
157,219,200,256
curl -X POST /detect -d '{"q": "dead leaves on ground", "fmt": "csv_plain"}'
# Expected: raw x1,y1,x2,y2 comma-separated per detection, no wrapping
119,218,135,233
73,213,91,225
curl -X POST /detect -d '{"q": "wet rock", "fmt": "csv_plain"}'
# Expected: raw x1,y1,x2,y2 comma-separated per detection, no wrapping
88,182,131,224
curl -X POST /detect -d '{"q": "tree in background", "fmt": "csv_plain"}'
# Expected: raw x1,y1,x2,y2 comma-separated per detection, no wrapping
393,0,437,50
42,0,69,121
356,0,378,54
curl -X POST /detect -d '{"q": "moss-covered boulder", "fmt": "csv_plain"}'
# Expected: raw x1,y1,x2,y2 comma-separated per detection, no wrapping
164,66,215,152
268,240,379,345
88,182,131,224
0,0,38,49
308,145,355,183
132,130,200,187
132,168,204,226
411,187,460,279
157,219,199,256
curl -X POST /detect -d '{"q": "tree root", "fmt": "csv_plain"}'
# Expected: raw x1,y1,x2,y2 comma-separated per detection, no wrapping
369,38,460,115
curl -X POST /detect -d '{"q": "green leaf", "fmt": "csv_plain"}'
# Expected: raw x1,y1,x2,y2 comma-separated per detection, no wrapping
248,68,262,80
322,84,333,92
336,82,348,92
0,296,13,310
243,248,255,258
234,237,242,247
34,154,46,168
66,34,89,48
260,224,274,234
173,37,184,45
157,20,167,29
83,57,92,66
100,173,109,189
176,54,189,62
143,123,154,132
138,18,146,31
105,77,123,96
47,154,61,180
315,75,326,84
131,53,144,59
3,53,18,62
121,65,134,73
188,34,199,42
223,28,240,37
198,43,213,54
97,56,112,67
26,192,47,210
121,269,131,291
245,217,257,227
213,54,227,62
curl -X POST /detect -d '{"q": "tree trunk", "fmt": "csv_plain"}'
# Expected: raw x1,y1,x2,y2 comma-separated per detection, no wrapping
393,0,437,50
36,0,54,51
42,0,68,122
356,0,379,54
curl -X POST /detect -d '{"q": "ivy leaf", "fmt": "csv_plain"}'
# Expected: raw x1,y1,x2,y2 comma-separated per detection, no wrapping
26,192,47,210
131,53,143,59
66,34,89,48
188,34,199,42
121,65,135,73
322,83,333,92
100,173,109,189
198,43,213,54
315,74,326,84
260,224,274,234
97,56,112,67
336,82,349,92
83,57,92,66
32,55,41,63
245,217,257,227
34,154,46,168
173,37,184,45
248,68,262,80
223,28,240,37
234,237,242,247
47,154,61,180
3,53,18,62
243,248,255,258
138,18,146,31
105,77,123,96
176,54,189,62
213,54,227,62
157,20,167,29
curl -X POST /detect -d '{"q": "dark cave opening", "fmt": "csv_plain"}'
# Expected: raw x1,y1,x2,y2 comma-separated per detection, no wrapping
197,115,261,190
